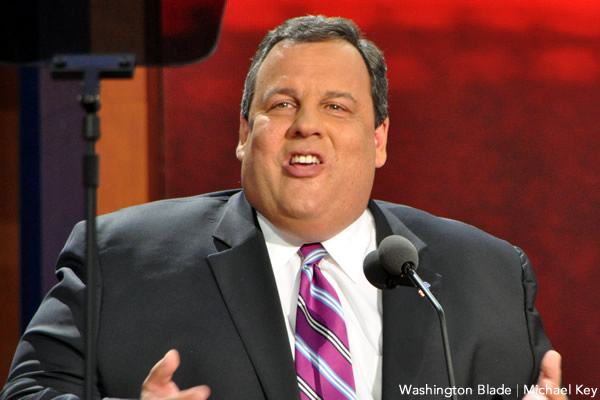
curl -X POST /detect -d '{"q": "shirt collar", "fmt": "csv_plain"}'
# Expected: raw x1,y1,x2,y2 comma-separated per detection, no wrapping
257,213,303,271
321,210,377,283
257,210,377,284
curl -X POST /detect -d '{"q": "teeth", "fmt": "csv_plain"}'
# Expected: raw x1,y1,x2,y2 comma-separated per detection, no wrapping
291,154,321,165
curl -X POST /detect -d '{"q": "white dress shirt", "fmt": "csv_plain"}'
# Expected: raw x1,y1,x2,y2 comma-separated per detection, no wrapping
257,210,382,400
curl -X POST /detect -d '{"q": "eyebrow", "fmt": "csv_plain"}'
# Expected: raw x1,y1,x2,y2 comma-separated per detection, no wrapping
261,87,298,103
261,88,357,105
323,90,357,105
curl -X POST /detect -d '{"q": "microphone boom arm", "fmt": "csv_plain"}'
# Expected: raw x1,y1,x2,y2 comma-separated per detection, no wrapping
404,265,458,400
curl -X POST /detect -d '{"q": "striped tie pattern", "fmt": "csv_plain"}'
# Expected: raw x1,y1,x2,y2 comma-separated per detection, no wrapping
295,243,357,400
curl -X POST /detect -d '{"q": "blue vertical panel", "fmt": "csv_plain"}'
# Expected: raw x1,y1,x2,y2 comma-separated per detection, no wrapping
40,69,85,294
18,69,86,331
18,67,42,332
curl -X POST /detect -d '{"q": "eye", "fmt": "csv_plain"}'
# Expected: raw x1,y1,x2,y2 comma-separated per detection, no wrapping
269,101,295,112
326,103,347,112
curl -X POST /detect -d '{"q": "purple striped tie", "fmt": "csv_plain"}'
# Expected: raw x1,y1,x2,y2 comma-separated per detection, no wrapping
295,243,357,400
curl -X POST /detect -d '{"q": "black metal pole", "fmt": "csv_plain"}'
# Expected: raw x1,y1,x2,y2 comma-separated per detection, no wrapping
51,55,135,400
83,110,100,400
406,269,458,400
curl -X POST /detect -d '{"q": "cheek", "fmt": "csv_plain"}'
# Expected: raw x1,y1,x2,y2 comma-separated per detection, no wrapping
344,128,377,157
249,118,284,156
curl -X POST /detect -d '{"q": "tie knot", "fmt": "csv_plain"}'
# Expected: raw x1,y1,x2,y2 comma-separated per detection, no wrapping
300,243,326,265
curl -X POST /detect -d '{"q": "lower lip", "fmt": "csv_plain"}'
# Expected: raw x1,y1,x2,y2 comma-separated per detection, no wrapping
283,162,325,177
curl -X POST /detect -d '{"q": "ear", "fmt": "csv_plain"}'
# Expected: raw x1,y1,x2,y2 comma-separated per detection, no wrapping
374,117,389,168
236,114,250,161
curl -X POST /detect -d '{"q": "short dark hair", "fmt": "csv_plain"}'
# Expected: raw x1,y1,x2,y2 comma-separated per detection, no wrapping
240,15,388,128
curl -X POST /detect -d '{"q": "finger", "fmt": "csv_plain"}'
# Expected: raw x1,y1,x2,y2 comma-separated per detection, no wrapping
176,385,211,400
145,349,181,386
523,390,547,400
539,350,562,385
533,350,566,400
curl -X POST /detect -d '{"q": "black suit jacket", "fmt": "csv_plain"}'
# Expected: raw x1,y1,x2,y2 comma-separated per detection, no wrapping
1,190,551,400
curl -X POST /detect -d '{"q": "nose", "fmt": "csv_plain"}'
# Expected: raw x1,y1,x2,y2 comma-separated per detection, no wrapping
288,105,322,138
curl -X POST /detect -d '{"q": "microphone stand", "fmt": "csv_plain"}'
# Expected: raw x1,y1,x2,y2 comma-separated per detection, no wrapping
403,267,458,400
51,54,135,400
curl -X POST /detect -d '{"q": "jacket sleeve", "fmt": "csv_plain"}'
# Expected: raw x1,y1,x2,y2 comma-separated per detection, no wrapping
0,222,103,400
515,246,553,385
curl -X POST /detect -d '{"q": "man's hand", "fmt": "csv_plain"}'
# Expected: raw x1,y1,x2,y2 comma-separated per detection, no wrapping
141,349,211,400
523,350,566,400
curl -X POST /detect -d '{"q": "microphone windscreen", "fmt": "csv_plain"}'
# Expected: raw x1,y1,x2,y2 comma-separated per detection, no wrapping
379,235,419,275
363,250,392,289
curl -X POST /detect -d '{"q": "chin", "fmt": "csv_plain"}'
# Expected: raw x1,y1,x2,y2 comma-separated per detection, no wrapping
281,200,324,221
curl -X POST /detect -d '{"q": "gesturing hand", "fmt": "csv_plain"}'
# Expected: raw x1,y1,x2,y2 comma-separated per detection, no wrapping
141,349,211,400
523,350,566,400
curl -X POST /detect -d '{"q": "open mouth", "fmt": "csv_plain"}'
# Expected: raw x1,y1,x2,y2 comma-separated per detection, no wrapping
290,154,321,165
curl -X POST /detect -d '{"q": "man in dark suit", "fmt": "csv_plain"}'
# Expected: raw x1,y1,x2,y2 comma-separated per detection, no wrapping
2,15,564,400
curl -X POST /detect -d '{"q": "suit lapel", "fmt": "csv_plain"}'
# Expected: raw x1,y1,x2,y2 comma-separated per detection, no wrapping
369,201,444,400
206,195,443,399
207,192,299,400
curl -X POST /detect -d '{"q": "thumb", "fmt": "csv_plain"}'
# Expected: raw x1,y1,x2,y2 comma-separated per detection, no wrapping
143,349,181,392
538,350,562,385
533,350,567,400
523,350,564,400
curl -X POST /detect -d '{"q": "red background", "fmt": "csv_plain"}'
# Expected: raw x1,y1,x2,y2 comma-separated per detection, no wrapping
160,0,600,393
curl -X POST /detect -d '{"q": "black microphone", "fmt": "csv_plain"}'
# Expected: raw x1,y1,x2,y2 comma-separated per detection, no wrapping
364,235,418,289
364,235,458,400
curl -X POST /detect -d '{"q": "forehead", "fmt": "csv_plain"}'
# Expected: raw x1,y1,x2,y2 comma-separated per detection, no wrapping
253,39,371,98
